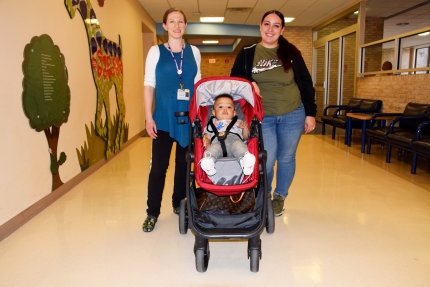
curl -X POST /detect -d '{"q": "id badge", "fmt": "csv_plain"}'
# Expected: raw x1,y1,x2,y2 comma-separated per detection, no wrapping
177,88,190,101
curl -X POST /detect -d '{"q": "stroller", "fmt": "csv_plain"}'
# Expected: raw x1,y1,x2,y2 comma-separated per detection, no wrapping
178,76,275,272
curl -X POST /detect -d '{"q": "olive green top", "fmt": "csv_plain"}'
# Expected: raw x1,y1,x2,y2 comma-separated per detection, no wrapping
252,44,301,116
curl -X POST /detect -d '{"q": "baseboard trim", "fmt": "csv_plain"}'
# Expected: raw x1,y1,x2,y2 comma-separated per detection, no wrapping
0,130,145,242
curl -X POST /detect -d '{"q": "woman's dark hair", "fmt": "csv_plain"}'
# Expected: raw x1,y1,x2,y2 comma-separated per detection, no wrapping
163,8,187,24
261,10,285,27
261,10,301,71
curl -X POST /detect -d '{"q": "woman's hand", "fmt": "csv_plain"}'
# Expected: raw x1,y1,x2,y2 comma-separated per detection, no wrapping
146,118,158,139
304,116,316,134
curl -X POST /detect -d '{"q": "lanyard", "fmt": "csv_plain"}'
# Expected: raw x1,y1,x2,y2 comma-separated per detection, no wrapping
167,43,185,88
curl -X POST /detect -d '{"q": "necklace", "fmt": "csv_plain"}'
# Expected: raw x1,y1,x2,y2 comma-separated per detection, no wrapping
167,43,184,75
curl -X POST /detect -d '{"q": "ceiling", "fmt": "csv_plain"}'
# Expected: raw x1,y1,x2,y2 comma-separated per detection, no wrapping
137,0,430,53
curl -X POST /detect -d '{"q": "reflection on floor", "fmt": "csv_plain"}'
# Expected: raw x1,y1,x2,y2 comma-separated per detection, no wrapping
1,135,430,287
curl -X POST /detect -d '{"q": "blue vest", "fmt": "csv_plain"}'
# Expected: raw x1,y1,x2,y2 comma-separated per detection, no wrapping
153,44,198,147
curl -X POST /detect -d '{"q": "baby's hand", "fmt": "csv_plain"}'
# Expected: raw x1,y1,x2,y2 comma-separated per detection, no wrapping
239,119,250,139
203,135,210,147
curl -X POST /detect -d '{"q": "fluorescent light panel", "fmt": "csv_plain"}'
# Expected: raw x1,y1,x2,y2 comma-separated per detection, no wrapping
202,40,219,44
284,17,295,23
418,32,430,36
200,17,224,23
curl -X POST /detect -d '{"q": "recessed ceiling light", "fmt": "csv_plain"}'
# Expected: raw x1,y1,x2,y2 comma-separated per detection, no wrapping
354,10,359,15
202,40,219,44
284,17,295,23
200,17,224,23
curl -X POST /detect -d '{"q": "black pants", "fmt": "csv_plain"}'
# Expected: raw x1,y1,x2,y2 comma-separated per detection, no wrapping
146,130,187,218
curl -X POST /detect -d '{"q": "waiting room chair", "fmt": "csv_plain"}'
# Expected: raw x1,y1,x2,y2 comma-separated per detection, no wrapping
366,103,430,156
321,98,382,144
385,103,430,164
411,121,430,174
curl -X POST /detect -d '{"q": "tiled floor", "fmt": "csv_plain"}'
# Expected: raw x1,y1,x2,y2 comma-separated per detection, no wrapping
1,135,430,287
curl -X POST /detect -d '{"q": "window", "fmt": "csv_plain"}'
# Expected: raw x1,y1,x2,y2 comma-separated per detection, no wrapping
359,2,430,76
360,29,430,75
414,46,430,74
361,40,395,73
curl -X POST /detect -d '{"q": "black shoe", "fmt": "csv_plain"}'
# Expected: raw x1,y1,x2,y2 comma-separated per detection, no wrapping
142,216,157,232
272,193,285,217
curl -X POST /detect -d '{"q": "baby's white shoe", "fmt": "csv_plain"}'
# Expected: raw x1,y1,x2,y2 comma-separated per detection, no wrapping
240,152,256,175
200,157,216,176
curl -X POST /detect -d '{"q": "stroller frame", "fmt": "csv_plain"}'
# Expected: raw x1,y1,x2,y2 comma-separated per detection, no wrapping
178,76,275,272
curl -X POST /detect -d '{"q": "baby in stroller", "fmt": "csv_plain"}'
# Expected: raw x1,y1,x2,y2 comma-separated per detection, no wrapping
200,93,256,176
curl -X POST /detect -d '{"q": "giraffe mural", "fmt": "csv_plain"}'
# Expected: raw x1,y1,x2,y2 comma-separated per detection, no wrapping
65,0,126,158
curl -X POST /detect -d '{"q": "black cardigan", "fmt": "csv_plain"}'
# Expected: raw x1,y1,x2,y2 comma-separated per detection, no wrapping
230,44,317,117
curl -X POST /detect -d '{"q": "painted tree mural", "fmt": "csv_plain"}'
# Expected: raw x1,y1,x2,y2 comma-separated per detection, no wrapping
22,34,70,191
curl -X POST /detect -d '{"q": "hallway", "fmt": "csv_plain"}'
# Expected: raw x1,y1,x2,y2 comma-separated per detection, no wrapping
1,135,430,287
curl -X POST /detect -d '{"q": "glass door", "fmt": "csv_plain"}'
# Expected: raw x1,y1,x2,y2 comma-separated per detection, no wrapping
315,32,356,118
342,33,356,103
314,46,326,118
328,38,340,106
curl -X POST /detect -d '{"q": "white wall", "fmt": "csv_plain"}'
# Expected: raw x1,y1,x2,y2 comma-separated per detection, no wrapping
0,0,154,225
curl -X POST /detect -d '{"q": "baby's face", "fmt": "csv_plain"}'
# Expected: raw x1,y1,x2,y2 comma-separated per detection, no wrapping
213,97,236,120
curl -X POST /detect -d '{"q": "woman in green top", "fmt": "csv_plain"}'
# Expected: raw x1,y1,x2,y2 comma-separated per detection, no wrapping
231,10,316,216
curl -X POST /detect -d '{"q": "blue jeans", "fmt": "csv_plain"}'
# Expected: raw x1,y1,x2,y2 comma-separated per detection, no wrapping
262,105,305,198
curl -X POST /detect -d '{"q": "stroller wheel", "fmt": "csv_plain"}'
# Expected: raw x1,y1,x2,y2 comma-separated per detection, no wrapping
195,239,210,272
249,249,260,272
179,198,188,234
248,237,261,272
266,194,275,234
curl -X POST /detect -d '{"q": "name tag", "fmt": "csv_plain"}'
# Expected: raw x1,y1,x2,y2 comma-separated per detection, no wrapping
177,89,190,101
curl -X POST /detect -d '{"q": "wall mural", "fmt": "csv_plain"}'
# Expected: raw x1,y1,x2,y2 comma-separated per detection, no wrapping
65,0,128,162
22,34,70,191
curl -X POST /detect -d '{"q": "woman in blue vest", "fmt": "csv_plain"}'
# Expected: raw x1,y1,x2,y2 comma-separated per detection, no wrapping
143,8,201,232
